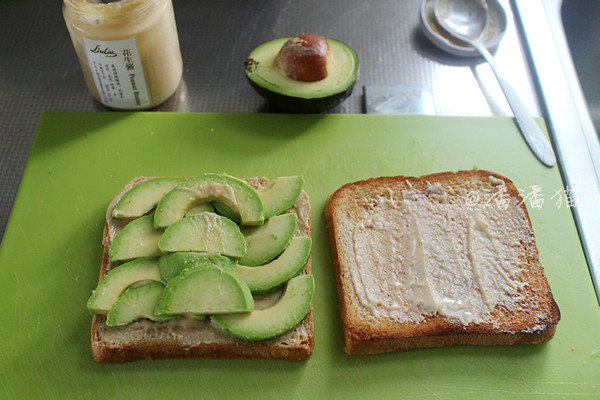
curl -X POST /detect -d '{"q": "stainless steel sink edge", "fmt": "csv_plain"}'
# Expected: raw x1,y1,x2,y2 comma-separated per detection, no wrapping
512,0,600,303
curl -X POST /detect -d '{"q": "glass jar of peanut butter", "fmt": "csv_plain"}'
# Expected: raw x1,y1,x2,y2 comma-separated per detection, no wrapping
63,0,183,110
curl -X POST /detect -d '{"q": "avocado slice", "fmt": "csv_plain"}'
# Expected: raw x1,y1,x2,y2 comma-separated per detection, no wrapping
112,177,187,219
235,236,311,294
185,202,215,216
108,214,163,263
257,175,304,219
155,265,254,316
215,176,304,221
158,252,236,282
211,274,315,341
153,173,264,228
214,175,304,221
106,281,172,326
212,201,240,222
238,213,297,267
87,257,161,315
244,37,358,113
158,212,246,258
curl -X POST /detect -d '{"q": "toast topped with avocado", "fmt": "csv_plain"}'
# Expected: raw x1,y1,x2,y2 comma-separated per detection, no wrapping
324,170,560,355
88,174,314,362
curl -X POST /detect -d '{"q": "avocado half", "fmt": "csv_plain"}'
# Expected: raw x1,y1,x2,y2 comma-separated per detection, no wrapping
244,37,359,113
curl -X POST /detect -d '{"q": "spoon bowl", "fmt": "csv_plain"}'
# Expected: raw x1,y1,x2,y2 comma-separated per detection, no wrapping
434,0,488,41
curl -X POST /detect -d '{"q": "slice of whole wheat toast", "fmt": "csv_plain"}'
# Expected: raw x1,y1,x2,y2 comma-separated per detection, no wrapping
91,176,313,362
324,169,560,355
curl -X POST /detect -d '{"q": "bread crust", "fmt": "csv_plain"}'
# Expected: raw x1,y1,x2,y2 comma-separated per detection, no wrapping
91,176,314,362
325,170,560,355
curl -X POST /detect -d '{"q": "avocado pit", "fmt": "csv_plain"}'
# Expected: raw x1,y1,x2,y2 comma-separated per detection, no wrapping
275,34,330,82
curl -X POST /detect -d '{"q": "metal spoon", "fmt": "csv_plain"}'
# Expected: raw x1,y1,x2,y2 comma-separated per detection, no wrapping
434,0,556,167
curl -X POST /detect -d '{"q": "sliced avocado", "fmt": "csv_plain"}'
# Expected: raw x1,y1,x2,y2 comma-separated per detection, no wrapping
158,212,246,258
87,258,161,315
213,202,240,222
106,281,172,326
257,176,304,219
108,214,163,263
155,265,254,316
112,177,187,219
239,213,297,267
158,252,236,282
244,37,358,113
153,173,264,228
215,176,304,221
211,274,315,341
236,236,311,294
185,202,215,216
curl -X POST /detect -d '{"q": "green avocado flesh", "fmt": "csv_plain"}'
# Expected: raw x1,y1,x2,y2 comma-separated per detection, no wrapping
236,236,311,294
185,202,215,215
91,173,314,340
245,37,358,112
158,252,236,282
155,265,254,316
106,281,172,326
87,258,161,315
256,175,304,219
213,175,304,221
153,173,264,228
109,214,163,263
112,177,186,219
158,212,246,258
211,274,314,341
239,213,297,267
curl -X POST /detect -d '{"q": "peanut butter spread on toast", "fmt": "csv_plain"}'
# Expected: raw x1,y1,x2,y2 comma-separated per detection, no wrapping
351,177,530,325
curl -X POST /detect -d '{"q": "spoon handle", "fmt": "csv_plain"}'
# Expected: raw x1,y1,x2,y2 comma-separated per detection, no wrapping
471,40,557,167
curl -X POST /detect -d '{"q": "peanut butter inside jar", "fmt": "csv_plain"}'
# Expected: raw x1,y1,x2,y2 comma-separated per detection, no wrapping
63,0,183,110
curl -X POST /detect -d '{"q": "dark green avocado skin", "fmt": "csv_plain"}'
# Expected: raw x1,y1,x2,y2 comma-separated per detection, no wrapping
246,77,356,113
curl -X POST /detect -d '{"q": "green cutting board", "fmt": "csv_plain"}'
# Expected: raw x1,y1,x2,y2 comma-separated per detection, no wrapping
1,112,598,399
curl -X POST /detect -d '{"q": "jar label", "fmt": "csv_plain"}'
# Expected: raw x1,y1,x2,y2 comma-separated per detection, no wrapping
82,36,150,109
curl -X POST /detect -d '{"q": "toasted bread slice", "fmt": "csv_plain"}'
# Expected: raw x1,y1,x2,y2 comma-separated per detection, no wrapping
91,176,313,362
325,170,560,355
